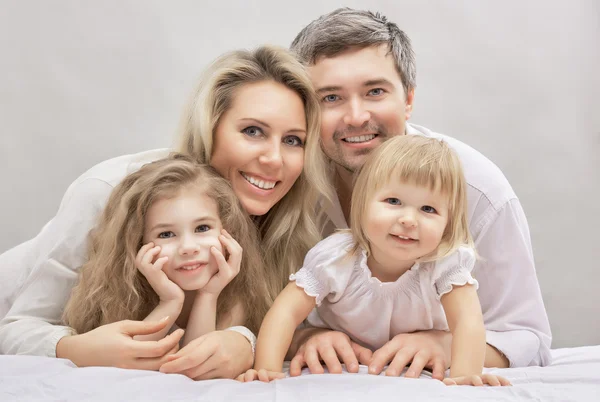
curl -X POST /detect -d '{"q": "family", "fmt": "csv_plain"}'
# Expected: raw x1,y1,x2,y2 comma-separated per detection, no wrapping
0,8,552,386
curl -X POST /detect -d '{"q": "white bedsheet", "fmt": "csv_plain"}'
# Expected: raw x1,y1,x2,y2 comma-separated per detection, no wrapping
1,346,599,401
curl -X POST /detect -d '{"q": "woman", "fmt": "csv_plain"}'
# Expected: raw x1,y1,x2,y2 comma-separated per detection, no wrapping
0,45,332,380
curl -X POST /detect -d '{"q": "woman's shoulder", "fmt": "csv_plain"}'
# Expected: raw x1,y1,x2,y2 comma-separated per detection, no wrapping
60,149,170,205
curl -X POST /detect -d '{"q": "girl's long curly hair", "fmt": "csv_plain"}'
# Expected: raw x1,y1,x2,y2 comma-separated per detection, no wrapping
63,155,270,334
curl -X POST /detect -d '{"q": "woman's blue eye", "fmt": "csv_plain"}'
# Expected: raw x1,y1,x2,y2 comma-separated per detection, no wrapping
242,126,263,137
158,231,175,239
422,205,437,214
195,225,210,233
283,136,304,147
368,88,385,96
323,94,339,103
385,198,401,205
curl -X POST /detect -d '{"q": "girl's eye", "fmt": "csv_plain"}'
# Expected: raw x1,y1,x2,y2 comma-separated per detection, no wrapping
242,126,263,137
158,231,175,239
422,205,437,214
283,135,304,147
385,198,401,205
322,94,339,103
195,225,210,233
368,88,385,96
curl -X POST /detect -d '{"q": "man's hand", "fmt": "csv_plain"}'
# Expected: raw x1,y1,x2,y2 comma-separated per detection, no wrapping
368,330,451,380
289,329,372,376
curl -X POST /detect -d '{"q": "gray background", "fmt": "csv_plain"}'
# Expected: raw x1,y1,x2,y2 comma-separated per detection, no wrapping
0,0,598,348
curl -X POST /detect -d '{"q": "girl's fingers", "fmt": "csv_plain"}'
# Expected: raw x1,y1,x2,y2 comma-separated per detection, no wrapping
142,246,161,266
136,243,154,264
153,256,169,270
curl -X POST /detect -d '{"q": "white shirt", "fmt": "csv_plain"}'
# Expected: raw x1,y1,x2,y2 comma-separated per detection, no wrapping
321,123,552,367
0,149,257,357
292,232,478,350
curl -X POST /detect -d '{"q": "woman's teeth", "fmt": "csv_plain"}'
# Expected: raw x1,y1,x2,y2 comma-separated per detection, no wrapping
241,173,277,190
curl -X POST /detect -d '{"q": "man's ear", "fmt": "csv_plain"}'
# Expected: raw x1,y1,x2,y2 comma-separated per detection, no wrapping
405,88,415,120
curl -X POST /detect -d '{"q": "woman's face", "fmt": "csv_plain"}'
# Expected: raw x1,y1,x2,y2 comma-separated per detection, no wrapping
210,80,307,216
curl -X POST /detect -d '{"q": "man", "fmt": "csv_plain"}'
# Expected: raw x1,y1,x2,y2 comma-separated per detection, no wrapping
287,8,551,381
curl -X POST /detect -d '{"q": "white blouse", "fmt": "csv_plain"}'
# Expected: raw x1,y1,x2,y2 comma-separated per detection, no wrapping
291,232,478,350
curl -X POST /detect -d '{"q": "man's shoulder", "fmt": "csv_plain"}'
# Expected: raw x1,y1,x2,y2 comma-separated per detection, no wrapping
408,124,516,211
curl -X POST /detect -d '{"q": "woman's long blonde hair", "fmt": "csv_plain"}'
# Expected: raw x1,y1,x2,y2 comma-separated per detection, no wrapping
350,135,474,262
63,156,270,334
176,45,333,295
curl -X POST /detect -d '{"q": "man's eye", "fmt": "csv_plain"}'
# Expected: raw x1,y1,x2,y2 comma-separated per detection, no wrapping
322,94,339,103
368,88,385,96
195,225,210,233
385,198,401,205
158,231,175,238
422,205,437,214
242,126,263,137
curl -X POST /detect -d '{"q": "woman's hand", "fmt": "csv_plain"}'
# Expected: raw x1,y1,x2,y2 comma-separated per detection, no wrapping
159,329,253,380
56,318,184,370
135,242,184,303
200,230,242,296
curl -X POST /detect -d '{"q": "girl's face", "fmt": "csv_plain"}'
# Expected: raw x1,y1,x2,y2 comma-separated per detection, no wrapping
143,185,224,291
364,180,449,282
210,80,307,216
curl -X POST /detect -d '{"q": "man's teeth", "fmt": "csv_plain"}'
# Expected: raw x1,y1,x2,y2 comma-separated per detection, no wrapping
344,134,376,143
242,173,276,190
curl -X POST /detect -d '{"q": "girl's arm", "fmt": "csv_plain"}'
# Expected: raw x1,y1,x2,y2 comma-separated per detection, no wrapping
440,284,486,377
182,292,218,346
134,300,183,342
254,282,317,372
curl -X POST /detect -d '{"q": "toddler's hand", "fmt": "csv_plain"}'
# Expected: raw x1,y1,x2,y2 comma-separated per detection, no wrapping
442,374,511,386
237,368,286,383
136,242,184,303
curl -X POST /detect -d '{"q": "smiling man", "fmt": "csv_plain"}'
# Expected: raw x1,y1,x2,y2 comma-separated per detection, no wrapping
287,8,552,381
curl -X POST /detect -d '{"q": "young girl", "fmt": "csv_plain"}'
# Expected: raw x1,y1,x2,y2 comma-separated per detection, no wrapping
63,155,271,352
242,135,510,386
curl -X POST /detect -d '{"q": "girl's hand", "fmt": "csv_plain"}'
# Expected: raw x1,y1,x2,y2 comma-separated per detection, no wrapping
200,230,242,296
442,374,512,386
159,329,253,379
135,242,184,303
237,368,286,383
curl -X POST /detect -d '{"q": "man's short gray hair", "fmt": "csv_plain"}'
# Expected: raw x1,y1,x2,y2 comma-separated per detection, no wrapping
291,8,416,95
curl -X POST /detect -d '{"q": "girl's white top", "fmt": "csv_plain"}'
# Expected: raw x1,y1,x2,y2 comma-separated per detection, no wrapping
291,232,478,350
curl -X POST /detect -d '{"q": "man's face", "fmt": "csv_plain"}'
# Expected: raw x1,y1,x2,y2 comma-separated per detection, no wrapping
308,44,414,173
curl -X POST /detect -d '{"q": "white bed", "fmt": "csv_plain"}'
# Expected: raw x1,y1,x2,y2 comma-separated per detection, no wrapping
1,346,599,401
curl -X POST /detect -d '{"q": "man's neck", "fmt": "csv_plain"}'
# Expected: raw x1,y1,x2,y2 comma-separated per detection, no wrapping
334,166,355,226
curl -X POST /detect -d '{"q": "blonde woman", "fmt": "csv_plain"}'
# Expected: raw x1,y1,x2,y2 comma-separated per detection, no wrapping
242,136,510,386
0,46,332,380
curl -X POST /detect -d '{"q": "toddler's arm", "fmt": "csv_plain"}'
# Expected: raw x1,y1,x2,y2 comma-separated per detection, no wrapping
441,284,485,377
254,282,317,372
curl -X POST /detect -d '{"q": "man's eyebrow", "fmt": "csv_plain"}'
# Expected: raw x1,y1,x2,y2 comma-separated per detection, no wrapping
363,78,394,87
316,86,343,94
